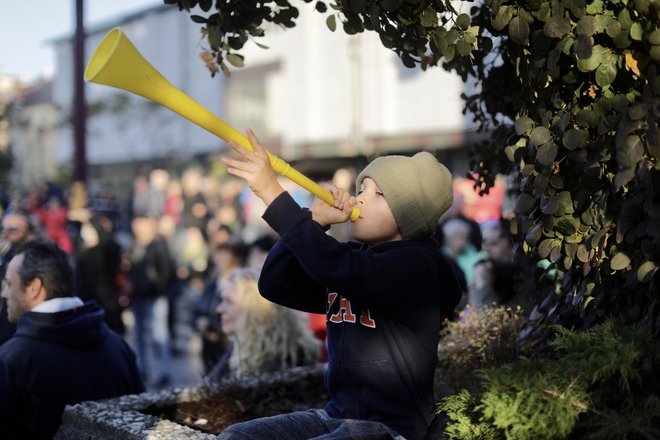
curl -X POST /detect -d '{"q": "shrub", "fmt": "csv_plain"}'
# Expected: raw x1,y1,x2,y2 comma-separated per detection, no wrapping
436,304,525,398
438,319,660,440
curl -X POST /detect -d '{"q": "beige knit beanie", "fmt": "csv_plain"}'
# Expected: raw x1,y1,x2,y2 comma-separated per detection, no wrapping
356,152,453,240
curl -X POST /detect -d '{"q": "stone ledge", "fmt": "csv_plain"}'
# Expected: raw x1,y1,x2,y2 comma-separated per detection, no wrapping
55,364,327,440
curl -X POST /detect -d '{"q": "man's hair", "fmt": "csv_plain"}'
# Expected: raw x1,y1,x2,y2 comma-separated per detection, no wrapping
15,240,73,300
3,210,35,234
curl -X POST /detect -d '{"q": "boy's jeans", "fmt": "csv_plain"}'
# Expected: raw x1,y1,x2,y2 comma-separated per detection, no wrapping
216,409,405,440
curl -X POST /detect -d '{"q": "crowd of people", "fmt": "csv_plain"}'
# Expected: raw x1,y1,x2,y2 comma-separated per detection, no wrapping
0,145,532,439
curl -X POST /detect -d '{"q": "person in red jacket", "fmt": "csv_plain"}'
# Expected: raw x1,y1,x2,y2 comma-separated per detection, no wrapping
37,196,73,254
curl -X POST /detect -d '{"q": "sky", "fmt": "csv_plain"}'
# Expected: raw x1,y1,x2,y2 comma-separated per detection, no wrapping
1,0,162,82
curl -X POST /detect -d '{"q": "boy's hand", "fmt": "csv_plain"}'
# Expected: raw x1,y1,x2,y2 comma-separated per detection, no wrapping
222,129,285,206
311,185,356,227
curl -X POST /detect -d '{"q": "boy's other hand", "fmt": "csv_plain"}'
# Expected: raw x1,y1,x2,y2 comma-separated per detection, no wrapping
222,129,285,206
311,184,356,227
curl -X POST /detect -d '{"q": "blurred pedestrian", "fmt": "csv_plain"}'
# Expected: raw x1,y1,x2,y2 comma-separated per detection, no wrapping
126,215,175,387
194,235,247,373
207,268,320,379
0,211,36,345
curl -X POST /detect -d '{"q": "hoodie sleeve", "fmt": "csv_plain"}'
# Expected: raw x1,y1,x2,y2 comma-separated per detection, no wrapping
259,192,449,313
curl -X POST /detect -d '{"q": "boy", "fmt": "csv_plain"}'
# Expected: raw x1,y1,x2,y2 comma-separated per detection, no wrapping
220,130,462,440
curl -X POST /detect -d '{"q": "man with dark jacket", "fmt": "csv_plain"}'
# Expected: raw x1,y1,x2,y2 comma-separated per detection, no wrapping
0,240,144,440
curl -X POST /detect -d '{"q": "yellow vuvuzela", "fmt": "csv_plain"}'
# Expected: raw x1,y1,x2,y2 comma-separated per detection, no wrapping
84,27,359,221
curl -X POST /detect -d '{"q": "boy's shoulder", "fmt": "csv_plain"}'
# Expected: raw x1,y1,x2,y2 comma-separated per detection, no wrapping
356,238,444,261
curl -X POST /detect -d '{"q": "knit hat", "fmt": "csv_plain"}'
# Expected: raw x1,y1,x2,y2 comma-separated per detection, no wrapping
356,152,453,240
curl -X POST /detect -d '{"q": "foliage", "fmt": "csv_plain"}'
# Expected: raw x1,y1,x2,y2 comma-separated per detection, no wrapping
439,304,525,371
167,0,660,335
439,390,500,440
438,319,660,440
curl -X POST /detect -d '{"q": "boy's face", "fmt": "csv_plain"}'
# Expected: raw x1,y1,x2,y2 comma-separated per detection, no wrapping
351,178,402,246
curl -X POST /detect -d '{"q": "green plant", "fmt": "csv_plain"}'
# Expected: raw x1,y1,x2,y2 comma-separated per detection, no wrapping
440,304,525,369
436,304,524,399
439,390,500,440
439,319,660,440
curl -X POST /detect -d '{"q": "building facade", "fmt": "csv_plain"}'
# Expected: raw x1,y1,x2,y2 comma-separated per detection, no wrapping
43,2,475,187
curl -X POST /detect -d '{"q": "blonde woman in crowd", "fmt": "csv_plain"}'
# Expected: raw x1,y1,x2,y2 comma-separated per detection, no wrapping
207,268,321,379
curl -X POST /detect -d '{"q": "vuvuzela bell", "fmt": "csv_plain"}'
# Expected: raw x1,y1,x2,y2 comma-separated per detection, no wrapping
84,27,359,221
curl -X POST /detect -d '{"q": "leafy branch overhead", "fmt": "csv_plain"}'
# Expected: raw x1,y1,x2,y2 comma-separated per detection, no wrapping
163,0,485,75
168,0,660,336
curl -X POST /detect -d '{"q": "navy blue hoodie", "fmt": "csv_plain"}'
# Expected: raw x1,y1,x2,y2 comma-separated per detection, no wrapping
259,192,462,440
0,300,144,440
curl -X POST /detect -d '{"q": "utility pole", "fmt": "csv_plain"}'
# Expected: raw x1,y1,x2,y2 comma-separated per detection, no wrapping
73,0,87,184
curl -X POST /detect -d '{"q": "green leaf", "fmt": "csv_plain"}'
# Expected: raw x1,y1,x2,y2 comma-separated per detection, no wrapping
550,175,565,189
595,55,617,87
618,9,632,30
421,8,438,27
509,16,530,45
537,141,558,166
610,252,631,270
574,34,594,59
530,126,553,146
191,15,208,24
577,244,590,262
613,29,632,49
539,238,559,259
637,261,657,282
556,191,575,215
614,166,635,191
650,29,660,45
208,25,222,49
562,128,587,150
456,13,470,30
326,14,337,32
586,0,604,14
542,195,559,214
605,19,621,38
576,15,599,36
432,27,447,50
574,109,598,128
515,116,535,135
651,46,660,62
491,6,513,31
630,22,643,41
617,135,643,167
515,193,537,213
442,44,456,62
225,53,244,68
577,45,605,72
544,16,572,38
456,39,472,56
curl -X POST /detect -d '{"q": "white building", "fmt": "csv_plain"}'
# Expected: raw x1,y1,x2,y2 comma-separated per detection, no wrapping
8,80,58,188
49,3,475,181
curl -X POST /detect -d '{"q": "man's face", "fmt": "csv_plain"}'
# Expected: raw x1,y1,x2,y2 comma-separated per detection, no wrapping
1,254,29,323
2,215,30,245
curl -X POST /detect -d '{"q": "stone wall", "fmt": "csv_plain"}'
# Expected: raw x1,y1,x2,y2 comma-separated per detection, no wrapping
55,364,326,440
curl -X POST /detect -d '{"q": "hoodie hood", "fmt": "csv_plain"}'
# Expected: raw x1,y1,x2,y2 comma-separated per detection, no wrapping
15,300,108,349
